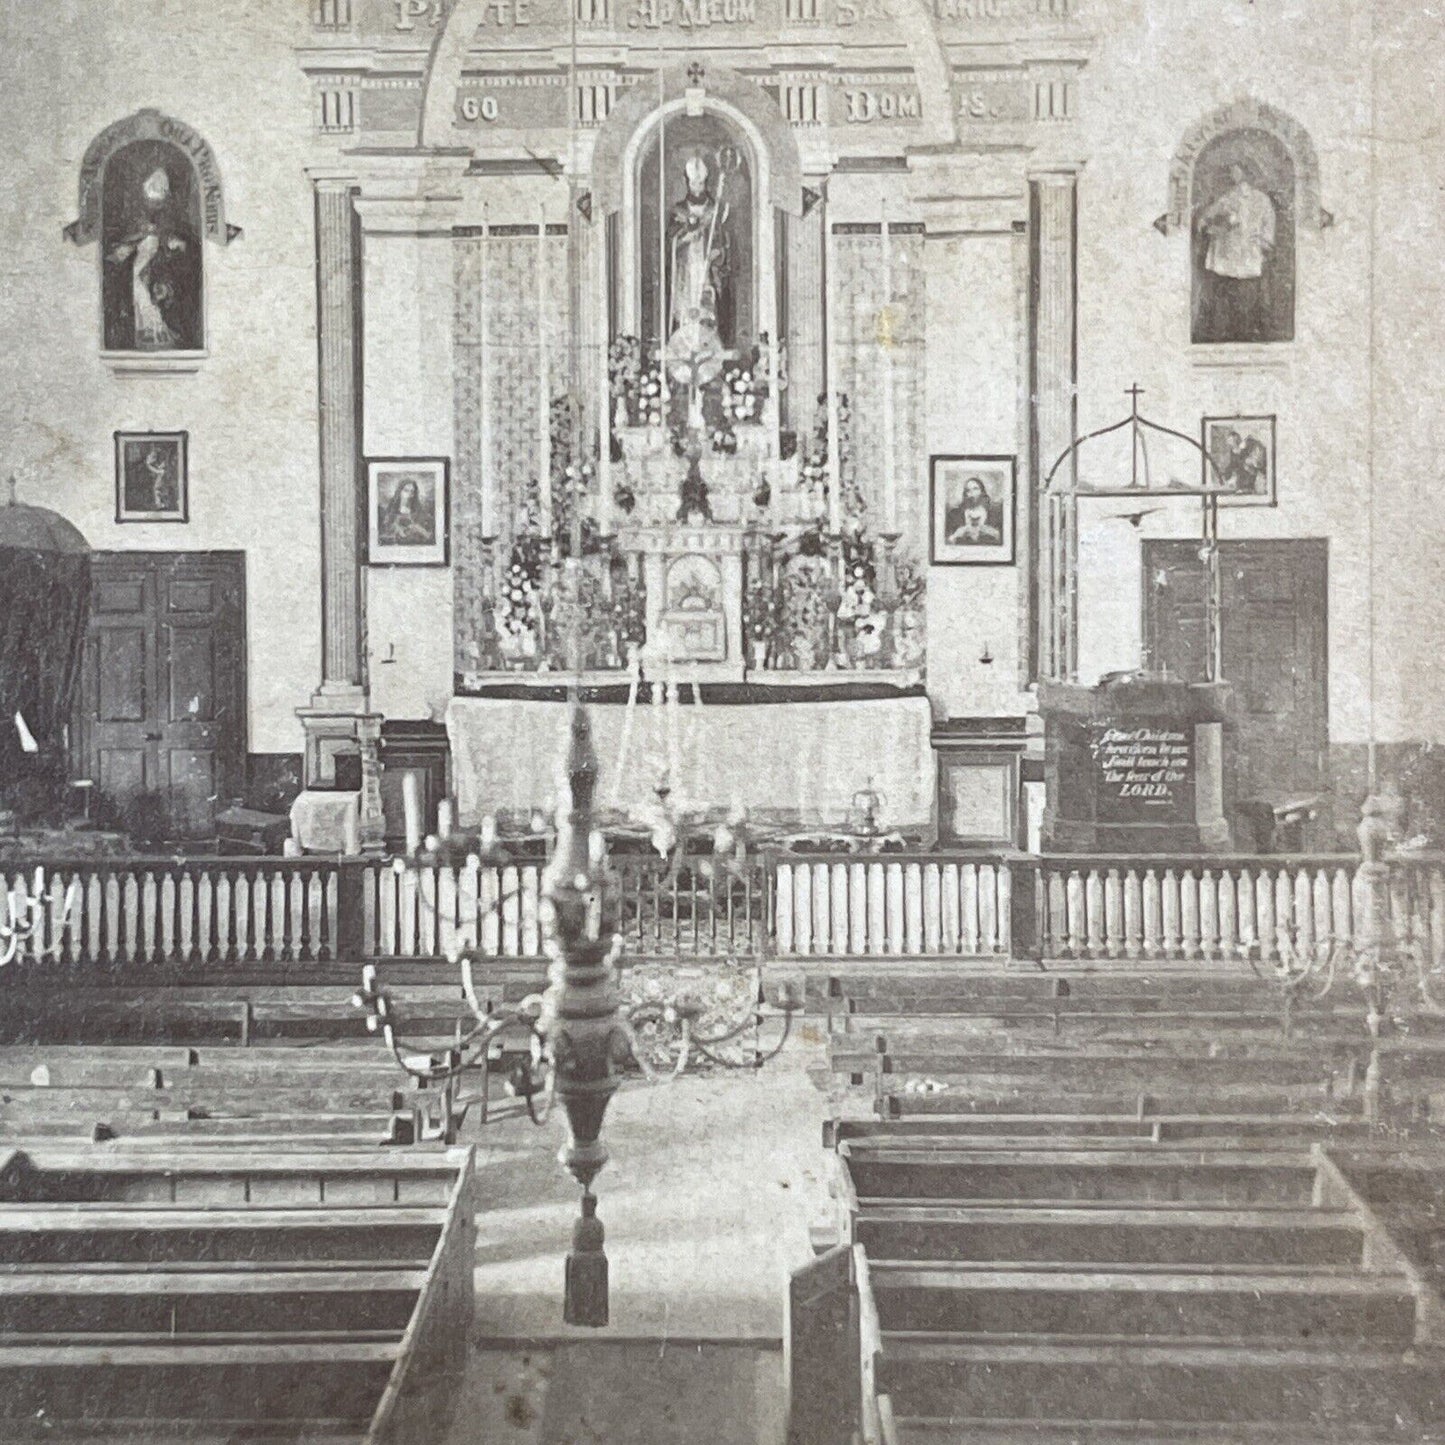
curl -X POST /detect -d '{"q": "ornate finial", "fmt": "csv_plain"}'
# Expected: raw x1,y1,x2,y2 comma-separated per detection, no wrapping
686,61,706,85
539,699,625,1327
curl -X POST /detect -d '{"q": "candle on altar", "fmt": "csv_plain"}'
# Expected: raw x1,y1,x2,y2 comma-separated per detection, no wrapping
437,798,454,841
480,210,494,539
881,210,898,534
824,193,842,534
537,209,553,537
341,803,359,858
596,229,612,535
402,773,423,857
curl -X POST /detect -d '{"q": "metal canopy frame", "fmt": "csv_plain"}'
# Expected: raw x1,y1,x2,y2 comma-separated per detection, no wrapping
1044,385,1226,684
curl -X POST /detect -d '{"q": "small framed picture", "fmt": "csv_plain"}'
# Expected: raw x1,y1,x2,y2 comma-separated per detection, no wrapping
930,455,1016,566
115,431,188,523
366,458,449,567
1201,415,1277,506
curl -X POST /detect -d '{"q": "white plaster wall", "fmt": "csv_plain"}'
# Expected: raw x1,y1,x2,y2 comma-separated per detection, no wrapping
0,1,321,755
925,233,1031,718
1070,0,1438,746
362,230,457,723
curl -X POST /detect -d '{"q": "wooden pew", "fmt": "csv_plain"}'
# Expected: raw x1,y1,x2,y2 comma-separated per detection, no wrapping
0,1145,475,1443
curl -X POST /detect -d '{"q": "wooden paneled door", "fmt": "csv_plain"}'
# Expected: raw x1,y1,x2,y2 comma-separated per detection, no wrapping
1143,538,1328,820
78,552,246,840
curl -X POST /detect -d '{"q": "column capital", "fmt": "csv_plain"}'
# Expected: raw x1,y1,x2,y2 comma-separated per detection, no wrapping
1027,161,1087,183
307,167,361,190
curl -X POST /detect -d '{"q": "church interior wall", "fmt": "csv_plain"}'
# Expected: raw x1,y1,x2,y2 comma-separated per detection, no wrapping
924,229,1030,718
1069,0,1439,768
361,223,458,724
3,0,1440,840
0,0,323,764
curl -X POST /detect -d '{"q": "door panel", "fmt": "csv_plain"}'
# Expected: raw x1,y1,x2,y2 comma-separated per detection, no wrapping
1145,538,1328,814
79,553,245,841
97,628,148,723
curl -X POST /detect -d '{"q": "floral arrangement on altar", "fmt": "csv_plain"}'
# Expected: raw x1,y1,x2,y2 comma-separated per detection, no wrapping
743,577,779,668
497,535,546,665
608,335,664,429
609,573,648,661
836,528,884,667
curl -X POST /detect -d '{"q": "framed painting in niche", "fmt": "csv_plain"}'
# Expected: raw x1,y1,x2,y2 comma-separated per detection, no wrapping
1202,415,1277,506
366,458,450,567
930,456,1016,566
1191,129,1295,346
115,431,188,523
102,140,205,353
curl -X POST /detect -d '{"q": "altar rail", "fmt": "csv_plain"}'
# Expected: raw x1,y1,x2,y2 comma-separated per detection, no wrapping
5,851,1443,970
771,855,1017,958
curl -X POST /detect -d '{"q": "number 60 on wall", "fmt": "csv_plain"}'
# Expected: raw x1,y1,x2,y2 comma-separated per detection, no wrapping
460,95,500,123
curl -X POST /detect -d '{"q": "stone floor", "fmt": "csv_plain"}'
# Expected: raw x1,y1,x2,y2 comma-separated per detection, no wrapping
441,1017,836,1444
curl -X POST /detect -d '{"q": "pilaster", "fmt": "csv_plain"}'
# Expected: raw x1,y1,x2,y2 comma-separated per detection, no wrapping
1030,166,1080,683
787,188,827,441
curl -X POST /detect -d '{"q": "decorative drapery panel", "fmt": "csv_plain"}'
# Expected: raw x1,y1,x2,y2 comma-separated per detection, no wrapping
453,226,571,683
832,224,927,546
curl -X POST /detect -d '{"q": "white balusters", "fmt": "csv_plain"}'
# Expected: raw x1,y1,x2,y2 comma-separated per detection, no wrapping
923,863,942,955
774,862,795,955
903,863,924,955
941,863,961,954
793,863,813,955
831,863,850,956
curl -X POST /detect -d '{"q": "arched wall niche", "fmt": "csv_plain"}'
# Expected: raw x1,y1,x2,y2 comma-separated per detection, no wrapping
65,109,240,247
1161,97,1327,234
610,80,785,350
593,66,799,221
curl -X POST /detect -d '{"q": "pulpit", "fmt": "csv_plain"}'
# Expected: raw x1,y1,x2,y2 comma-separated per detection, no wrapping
1040,676,1234,852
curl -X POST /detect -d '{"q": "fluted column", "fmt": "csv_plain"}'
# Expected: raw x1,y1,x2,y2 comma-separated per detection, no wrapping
314,177,364,698
1030,167,1080,682
786,188,826,442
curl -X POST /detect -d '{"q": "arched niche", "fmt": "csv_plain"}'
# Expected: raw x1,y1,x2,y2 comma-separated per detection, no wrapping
65,109,240,247
1160,100,1327,348
65,111,239,355
1162,98,1326,234
606,77,794,361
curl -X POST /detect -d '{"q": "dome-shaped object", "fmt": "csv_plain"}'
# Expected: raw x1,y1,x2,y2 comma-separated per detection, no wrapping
0,479,92,823
0,495,90,555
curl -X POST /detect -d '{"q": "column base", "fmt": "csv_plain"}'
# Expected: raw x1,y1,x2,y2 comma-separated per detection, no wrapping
296,697,386,854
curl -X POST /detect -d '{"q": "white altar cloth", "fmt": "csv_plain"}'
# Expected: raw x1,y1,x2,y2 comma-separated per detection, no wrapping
446,695,935,830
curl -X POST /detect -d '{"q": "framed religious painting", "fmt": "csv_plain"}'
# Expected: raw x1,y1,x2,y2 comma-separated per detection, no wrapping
115,431,188,522
366,458,449,567
930,455,1016,566
1201,415,1277,506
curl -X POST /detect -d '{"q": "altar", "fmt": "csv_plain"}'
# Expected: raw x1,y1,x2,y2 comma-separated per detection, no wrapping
446,694,935,833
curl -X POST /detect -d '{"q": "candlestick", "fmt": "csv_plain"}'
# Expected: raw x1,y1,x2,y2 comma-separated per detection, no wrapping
480,209,493,538
596,226,612,535
824,190,842,534
342,803,359,858
402,773,423,857
538,209,553,537
881,210,898,534
437,798,454,840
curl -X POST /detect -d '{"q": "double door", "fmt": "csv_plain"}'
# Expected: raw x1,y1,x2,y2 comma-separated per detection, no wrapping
1143,538,1328,820
77,552,246,840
